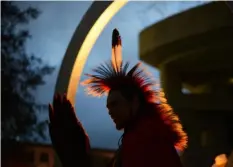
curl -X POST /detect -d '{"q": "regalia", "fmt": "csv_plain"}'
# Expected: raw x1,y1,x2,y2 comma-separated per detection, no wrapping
82,29,188,167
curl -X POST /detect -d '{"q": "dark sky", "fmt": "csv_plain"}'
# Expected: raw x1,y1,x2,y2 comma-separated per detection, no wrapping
19,1,207,149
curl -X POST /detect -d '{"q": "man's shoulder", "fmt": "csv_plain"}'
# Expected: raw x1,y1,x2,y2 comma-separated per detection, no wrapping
124,115,161,142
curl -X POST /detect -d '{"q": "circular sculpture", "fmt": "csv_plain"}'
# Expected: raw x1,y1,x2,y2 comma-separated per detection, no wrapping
54,1,127,105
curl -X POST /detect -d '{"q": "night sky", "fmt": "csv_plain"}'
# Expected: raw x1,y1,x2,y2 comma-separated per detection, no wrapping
18,1,208,149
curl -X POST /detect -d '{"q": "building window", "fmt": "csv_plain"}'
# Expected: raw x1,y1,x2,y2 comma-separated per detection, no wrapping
201,131,209,147
181,87,191,94
40,152,49,162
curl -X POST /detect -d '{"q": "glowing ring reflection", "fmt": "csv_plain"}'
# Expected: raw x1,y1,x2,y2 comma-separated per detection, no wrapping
54,1,128,105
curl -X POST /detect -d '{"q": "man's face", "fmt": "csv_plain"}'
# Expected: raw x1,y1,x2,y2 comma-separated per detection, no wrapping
106,90,132,130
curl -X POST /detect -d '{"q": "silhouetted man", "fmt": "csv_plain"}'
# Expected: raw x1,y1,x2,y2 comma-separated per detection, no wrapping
49,29,187,167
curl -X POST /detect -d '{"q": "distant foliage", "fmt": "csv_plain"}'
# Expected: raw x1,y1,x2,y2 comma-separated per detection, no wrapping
1,1,55,141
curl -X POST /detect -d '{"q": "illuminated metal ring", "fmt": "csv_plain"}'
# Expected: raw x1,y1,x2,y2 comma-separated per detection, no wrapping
54,1,127,105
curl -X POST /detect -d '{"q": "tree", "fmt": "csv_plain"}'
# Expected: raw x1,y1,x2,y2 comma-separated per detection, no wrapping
1,1,55,141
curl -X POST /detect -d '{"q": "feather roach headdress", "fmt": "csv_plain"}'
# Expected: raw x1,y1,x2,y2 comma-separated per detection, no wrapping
81,29,188,151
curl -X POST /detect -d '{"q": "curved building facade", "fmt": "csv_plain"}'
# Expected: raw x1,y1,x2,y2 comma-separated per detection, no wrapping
139,2,233,167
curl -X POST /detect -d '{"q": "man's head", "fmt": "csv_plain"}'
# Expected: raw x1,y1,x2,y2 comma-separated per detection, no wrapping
106,87,142,130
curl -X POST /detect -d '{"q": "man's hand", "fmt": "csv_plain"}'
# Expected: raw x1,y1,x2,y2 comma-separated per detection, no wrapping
49,94,90,167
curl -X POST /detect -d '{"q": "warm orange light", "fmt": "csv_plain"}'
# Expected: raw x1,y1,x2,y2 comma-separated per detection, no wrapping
212,154,228,167
229,78,233,84
67,1,128,105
